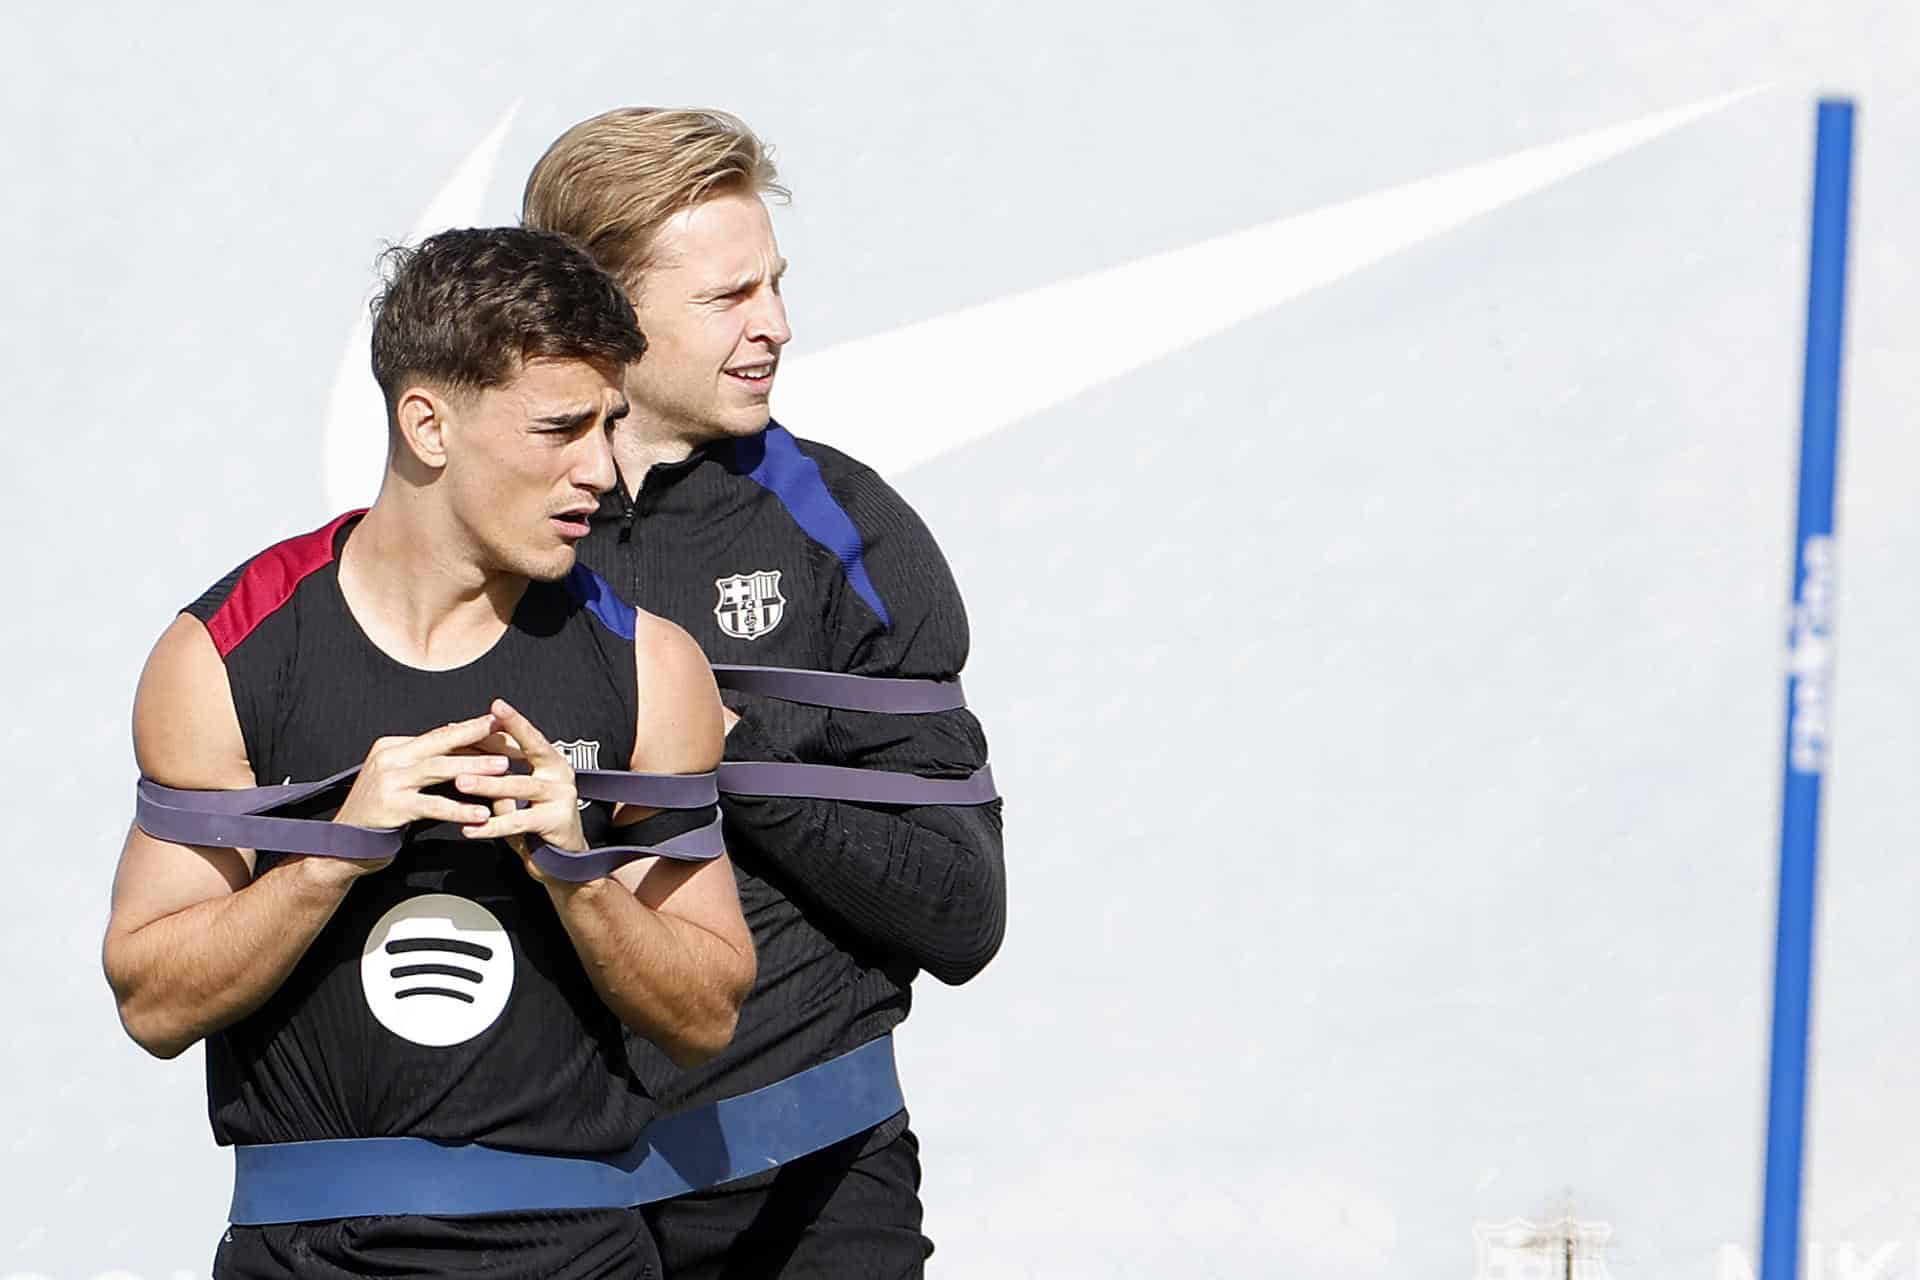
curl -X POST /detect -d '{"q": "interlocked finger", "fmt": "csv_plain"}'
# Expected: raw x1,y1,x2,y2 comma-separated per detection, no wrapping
490,700,566,772
454,774,550,803
460,804,559,844
467,732,528,761
414,754,510,787
393,714,500,766
419,794,496,826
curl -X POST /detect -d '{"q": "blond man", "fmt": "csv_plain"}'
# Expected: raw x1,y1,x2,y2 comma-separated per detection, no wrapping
524,109,1005,1278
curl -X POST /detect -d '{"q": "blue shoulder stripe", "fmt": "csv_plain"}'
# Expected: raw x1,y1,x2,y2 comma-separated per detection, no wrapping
564,563,636,640
729,426,891,627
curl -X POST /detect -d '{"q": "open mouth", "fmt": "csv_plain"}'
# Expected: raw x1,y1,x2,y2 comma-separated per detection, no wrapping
724,361,776,390
550,510,595,539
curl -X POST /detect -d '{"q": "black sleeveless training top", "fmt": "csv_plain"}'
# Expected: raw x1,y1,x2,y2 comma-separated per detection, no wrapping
182,512,654,1156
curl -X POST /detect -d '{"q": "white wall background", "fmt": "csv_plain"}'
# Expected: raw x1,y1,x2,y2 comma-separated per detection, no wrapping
6,4,1920,1276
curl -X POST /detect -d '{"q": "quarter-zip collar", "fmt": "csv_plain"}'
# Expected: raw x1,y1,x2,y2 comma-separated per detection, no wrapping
592,438,728,543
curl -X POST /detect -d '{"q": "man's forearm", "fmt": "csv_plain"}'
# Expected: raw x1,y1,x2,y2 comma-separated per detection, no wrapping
721,707,1006,984
105,858,355,1059
726,794,1006,984
544,877,754,1067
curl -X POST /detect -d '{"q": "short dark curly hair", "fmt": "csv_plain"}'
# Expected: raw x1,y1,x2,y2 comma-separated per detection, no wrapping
369,226,647,411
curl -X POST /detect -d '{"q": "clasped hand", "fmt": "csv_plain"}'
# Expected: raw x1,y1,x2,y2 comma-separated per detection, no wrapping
330,699,586,881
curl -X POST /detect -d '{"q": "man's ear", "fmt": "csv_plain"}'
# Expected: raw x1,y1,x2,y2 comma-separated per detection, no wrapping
392,385,452,471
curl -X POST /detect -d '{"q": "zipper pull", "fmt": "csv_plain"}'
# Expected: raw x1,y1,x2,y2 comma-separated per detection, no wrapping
617,489,637,544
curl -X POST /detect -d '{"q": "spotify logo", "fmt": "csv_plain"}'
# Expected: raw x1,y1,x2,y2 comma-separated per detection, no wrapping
360,894,514,1047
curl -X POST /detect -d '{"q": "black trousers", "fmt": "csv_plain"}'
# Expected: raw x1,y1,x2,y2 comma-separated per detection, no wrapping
643,1120,932,1279
212,1209,660,1279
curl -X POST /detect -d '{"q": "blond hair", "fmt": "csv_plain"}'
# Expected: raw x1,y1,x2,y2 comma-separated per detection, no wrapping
522,107,787,289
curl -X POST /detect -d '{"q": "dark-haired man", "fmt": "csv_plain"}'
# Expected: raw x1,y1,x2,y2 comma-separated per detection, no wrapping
103,227,755,1279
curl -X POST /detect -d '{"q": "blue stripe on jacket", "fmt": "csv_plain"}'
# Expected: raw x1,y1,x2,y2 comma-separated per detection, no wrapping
729,426,891,627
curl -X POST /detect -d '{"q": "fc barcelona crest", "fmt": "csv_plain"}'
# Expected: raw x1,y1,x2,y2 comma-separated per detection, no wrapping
714,569,787,641
552,739,600,809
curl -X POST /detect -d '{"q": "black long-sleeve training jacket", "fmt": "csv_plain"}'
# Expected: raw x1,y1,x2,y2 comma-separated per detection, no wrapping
576,422,1006,1113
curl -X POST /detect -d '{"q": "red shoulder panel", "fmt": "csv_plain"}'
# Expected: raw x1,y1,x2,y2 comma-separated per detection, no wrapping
204,511,363,657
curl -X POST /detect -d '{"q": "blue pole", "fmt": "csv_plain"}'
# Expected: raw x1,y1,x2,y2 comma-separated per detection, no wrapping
1759,97,1855,1280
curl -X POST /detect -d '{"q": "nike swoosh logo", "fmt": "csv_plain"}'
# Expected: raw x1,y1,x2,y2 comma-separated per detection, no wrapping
773,86,1761,478
322,88,1757,509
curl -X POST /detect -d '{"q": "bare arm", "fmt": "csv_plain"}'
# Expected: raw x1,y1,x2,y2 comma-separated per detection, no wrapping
458,618,754,1067
102,616,508,1059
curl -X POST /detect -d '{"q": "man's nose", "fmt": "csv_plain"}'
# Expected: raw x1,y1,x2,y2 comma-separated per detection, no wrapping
577,424,618,494
748,288,792,349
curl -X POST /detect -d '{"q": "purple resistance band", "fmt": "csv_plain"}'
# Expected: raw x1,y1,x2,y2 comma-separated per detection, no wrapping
711,664,969,713
135,768,724,883
134,666,998,874
710,664,998,806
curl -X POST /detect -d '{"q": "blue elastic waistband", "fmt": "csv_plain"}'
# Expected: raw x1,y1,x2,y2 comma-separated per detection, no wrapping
228,1034,903,1224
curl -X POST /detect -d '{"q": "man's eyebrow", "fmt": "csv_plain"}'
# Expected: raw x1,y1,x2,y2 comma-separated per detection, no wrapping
536,407,600,429
699,263,786,298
